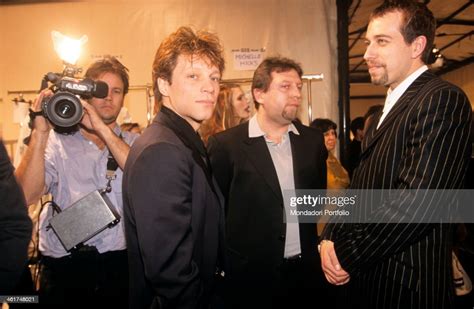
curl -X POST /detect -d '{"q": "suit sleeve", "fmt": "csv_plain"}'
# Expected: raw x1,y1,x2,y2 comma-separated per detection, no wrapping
127,142,201,308
332,87,472,273
0,142,32,294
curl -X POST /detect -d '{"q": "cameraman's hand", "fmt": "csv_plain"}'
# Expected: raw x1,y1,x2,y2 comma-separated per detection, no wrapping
80,100,108,134
32,89,53,134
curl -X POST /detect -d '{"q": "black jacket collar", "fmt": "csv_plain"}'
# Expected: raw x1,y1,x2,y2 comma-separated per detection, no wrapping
158,106,207,157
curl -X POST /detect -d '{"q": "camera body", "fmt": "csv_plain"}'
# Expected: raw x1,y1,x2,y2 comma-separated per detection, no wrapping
40,70,109,130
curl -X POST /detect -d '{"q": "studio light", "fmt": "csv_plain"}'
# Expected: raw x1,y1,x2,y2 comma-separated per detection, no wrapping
51,30,88,65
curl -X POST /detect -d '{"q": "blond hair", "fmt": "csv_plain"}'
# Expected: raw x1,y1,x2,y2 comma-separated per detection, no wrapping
152,26,225,108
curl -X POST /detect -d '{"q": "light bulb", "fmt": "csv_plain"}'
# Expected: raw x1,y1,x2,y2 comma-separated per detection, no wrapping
51,31,88,65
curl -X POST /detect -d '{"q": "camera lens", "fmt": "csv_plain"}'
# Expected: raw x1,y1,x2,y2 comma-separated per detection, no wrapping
42,91,84,128
54,99,77,119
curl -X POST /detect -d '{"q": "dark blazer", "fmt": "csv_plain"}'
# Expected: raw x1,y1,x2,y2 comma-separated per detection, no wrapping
323,71,472,309
123,107,224,309
0,141,32,294
208,121,327,303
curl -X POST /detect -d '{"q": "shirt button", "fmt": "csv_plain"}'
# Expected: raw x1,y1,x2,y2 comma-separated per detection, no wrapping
279,234,285,241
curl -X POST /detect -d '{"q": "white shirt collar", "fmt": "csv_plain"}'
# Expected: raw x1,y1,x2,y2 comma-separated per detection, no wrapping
248,114,299,138
377,65,428,129
385,65,428,109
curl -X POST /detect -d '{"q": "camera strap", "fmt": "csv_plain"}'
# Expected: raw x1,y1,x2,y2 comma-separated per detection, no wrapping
22,109,45,145
29,108,44,121
104,133,122,193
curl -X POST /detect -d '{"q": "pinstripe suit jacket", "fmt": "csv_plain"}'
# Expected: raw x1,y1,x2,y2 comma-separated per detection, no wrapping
323,71,472,309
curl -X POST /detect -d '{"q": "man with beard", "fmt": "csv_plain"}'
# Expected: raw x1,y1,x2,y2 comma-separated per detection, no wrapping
320,2,472,309
208,56,328,308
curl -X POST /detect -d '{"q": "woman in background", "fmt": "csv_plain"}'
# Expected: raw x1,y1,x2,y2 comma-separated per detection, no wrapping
310,118,350,189
200,83,250,144
311,118,350,236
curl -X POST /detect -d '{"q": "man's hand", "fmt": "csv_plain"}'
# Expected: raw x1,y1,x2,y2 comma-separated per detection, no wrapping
80,100,109,135
79,99,130,169
320,240,350,285
32,89,54,133
15,89,53,205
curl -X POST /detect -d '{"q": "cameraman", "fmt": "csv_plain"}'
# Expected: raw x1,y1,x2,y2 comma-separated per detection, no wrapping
15,56,137,307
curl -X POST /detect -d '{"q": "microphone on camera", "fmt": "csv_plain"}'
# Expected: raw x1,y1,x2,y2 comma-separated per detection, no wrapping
92,80,109,98
81,79,109,98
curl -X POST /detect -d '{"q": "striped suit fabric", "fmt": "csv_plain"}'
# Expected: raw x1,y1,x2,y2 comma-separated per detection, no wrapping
323,71,472,309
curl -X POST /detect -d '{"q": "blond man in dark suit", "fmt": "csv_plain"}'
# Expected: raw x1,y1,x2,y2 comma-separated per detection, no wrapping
123,27,225,309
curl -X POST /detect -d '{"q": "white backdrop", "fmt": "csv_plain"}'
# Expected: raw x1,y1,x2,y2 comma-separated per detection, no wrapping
0,0,338,141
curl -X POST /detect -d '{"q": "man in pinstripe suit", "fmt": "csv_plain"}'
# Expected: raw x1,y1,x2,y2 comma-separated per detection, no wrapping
320,2,472,309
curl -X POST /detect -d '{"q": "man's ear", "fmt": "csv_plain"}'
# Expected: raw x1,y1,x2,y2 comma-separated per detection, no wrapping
157,77,170,97
253,88,265,106
411,35,427,60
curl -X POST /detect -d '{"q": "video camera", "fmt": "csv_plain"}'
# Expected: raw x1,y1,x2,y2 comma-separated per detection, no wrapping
39,64,108,131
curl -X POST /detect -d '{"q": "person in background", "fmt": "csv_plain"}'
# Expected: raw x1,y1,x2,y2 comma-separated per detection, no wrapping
311,118,350,190
200,83,250,144
310,118,350,237
346,116,364,178
15,56,137,307
120,122,142,134
362,104,383,136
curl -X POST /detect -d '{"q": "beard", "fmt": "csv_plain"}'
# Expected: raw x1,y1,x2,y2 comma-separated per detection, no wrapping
282,105,298,122
368,64,388,86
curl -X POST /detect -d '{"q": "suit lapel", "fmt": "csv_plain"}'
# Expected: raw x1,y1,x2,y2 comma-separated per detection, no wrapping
361,109,382,153
362,71,435,154
289,130,304,189
157,108,219,199
243,136,283,201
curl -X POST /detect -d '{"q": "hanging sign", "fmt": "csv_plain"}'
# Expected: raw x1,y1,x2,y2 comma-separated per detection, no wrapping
232,48,265,71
